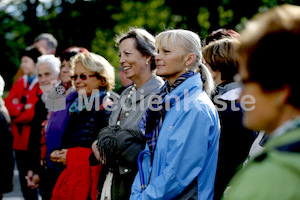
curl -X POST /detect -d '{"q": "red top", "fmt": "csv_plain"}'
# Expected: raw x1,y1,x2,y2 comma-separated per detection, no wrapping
5,76,42,150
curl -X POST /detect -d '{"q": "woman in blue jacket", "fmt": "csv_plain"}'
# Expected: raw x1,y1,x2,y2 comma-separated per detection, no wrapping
130,29,220,200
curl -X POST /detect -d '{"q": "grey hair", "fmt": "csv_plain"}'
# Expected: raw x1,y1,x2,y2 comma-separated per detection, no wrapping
115,27,157,70
36,55,61,78
34,33,58,53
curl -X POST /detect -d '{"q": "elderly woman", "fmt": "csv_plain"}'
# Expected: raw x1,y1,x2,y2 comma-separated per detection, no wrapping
31,47,90,200
92,28,164,200
50,52,115,200
130,29,220,200
25,55,61,200
223,4,300,200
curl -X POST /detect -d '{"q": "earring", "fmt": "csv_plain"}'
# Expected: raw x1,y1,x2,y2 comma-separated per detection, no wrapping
186,67,189,71
146,62,148,65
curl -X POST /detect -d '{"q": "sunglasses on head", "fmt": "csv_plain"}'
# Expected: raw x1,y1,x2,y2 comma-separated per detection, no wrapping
71,74,98,81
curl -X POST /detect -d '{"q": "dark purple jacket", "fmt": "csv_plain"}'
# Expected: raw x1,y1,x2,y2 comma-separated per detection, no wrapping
45,90,78,169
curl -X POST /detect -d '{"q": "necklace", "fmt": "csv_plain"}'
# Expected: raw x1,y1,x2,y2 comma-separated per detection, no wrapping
127,84,137,99
117,84,136,125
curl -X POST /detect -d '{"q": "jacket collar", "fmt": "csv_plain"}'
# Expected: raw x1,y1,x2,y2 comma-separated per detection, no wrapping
164,73,202,104
29,76,39,91
132,75,164,102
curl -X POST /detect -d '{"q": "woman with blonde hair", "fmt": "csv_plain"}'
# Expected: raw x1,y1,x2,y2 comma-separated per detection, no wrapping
130,29,220,200
50,52,115,200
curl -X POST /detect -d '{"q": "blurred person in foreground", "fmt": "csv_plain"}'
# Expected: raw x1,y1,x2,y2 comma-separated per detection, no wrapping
223,4,300,200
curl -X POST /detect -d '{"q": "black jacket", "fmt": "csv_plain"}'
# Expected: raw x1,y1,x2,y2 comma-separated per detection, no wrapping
0,111,14,194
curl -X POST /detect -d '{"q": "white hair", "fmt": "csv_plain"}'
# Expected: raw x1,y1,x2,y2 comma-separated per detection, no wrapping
36,55,61,77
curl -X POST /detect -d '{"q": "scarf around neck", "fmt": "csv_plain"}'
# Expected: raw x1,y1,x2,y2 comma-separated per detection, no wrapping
138,71,195,156
69,89,107,114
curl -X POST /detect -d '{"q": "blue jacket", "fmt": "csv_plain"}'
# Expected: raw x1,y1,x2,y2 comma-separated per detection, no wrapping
130,74,220,200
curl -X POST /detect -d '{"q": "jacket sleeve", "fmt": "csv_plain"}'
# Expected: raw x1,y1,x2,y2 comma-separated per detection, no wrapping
4,80,25,118
13,87,40,124
27,99,48,174
130,108,219,200
52,147,94,200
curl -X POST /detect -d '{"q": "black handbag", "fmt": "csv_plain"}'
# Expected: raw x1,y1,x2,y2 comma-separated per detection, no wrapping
96,125,146,174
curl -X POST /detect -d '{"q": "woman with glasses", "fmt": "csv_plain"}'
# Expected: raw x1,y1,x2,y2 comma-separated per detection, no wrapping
25,47,89,200
50,52,115,200
130,29,220,200
92,28,164,200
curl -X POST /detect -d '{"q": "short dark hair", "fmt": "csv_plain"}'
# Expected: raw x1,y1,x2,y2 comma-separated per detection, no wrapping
60,47,89,62
19,46,42,63
204,28,240,46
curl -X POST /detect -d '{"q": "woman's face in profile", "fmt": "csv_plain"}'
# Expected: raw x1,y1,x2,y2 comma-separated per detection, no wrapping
238,61,285,133
119,38,148,83
155,41,188,85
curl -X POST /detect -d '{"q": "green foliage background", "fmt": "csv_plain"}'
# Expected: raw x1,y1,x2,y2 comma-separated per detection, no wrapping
0,0,299,92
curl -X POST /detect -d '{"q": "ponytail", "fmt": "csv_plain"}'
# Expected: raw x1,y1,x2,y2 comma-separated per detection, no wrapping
198,63,216,98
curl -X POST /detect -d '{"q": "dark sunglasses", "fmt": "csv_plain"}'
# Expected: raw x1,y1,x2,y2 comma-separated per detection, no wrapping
71,74,98,81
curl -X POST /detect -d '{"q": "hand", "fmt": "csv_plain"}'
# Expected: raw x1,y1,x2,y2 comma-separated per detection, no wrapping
91,140,101,162
24,103,33,110
50,149,68,165
26,170,40,189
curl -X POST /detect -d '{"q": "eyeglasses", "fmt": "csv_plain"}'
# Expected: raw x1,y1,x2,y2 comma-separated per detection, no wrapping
71,74,98,81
